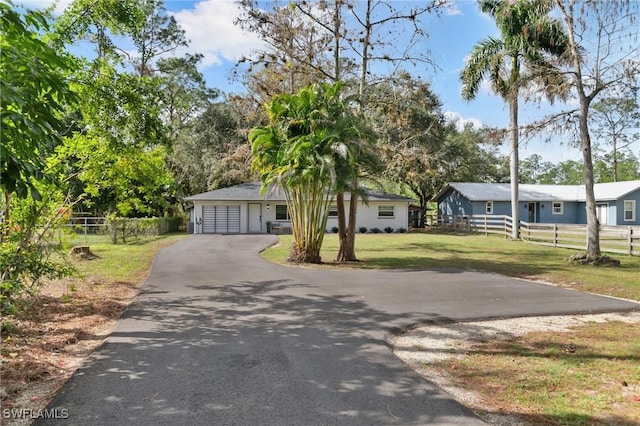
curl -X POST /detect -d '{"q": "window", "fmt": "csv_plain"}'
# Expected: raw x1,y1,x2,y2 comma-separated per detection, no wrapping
552,201,563,215
275,204,290,220
378,205,394,218
624,200,636,221
486,201,493,214
328,205,338,217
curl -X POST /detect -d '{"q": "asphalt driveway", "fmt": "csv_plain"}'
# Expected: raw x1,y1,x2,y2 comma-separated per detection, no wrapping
40,235,639,425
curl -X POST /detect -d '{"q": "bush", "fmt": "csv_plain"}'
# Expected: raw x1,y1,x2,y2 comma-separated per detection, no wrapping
106,215,185,243
370,227,382,234
358,226,368,233
396,227,407,233
331,226,339,233
384,227,394,233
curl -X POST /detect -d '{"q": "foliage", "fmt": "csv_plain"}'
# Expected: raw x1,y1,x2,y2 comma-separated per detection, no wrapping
591,95,640,182
0,187,76,314
521,153,640,185
0,1,77,203
251,82,372,263
106,215,184,244
384,227,394,233
358,226,368,234
53,136,175,217
549,0,640,257
461,0,570,239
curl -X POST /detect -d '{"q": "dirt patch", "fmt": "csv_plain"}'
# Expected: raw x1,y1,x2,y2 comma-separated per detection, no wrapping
0,277,144,426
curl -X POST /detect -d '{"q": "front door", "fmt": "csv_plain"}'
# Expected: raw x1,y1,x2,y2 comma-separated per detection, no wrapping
596,203,608,226
248,203,262,233
527,202,536,223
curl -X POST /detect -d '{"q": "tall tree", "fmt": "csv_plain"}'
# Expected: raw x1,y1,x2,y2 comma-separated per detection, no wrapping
130,0,189,76
238,0,446,261
552,0,639,258
460,0,569,240
1,1,77,237
250,82,373,263
591,95,640,182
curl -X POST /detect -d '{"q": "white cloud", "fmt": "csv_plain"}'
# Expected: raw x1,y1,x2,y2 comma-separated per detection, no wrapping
18,0,73,14
444,111,484,131
446,2,462,16
171,0,264,67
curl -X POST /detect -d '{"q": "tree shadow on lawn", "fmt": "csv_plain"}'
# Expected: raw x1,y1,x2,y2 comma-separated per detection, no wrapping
39,279,484,426
358,253,565,278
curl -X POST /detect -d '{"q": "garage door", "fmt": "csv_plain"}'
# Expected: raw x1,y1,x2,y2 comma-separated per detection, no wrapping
202,205,241,233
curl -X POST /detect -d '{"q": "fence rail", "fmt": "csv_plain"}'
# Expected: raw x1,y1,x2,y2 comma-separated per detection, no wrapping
437,214,639,256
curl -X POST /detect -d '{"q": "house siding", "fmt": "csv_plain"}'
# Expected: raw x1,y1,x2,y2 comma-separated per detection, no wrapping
325,201,409,231
189,200,409,234
438,188,472,216
616,188,640,225
434,182,640,226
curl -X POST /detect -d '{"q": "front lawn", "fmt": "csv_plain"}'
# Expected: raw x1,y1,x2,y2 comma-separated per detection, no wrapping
262,232,640,301
264,231,640,425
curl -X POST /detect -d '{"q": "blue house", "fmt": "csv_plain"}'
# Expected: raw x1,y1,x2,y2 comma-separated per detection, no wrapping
433,181,640,226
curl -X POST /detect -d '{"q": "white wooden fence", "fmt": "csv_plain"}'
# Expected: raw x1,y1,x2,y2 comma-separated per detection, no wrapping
437,214,640,256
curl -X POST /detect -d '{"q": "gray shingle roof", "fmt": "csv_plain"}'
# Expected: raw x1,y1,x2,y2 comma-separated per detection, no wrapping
185,182,414,202
434,180,640,202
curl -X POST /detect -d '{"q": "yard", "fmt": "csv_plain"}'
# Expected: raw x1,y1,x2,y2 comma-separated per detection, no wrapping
1,231,638,425
264,232,640,425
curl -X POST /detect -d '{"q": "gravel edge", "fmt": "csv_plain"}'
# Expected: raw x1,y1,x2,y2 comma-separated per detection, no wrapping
390,311,640,425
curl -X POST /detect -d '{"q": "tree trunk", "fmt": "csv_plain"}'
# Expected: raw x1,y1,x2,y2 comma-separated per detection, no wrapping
579,104,601,257
336,191,349,261
336,191,358,262
1,190,10,242
509,95,520,240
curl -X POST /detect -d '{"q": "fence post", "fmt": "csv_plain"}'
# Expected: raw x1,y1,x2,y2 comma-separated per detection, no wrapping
484,215,488,236
553,224,558,247
83,217,88,243
629,227,633,255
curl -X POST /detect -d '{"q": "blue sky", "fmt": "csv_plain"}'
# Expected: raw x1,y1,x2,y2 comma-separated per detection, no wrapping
24,0,627,163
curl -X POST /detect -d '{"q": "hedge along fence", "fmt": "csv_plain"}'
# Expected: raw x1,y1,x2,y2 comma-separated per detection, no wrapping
106,216,184,244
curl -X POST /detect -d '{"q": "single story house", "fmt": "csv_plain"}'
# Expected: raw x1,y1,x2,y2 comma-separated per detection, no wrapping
184,182,413,234
433,180,640,226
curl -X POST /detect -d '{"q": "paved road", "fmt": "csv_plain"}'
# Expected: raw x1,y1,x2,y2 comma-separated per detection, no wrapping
40,235,639,425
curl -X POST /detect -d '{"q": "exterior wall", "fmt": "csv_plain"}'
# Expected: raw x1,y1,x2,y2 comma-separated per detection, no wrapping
190,200,409,233
437,188,473,216
325,201,409,231
615,188,640,225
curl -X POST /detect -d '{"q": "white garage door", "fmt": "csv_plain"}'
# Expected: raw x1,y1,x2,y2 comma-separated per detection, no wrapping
202,205,241,233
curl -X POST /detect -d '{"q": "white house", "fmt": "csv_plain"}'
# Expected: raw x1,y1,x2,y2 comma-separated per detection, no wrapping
184,182,413,234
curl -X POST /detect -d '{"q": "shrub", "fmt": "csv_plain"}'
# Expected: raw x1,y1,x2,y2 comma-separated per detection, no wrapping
396,227,407,233
370,227,382,234
384,227,394,233
331,226,339,233
358,226,368,233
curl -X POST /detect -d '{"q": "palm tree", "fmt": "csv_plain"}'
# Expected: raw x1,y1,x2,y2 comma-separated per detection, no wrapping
460,0,568,239
250,82,373,263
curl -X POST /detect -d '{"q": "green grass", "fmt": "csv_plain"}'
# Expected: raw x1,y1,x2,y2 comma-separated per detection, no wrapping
262,232,640,301
446,321,640,425
68,233,189,282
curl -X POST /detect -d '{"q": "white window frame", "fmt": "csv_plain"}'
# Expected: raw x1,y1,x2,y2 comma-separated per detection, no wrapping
378,205,395,219
328,205,338,218
485,201,493,214
275,204,290,221
552,201,563,215
624,200,636,221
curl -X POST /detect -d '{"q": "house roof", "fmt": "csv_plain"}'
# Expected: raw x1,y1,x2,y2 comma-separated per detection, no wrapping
433,180,640,202
185,182,414,202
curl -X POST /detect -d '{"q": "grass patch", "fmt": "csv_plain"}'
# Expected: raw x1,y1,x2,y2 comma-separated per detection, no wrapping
68,233,189,283
440,321,640,425
262,233,640,301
